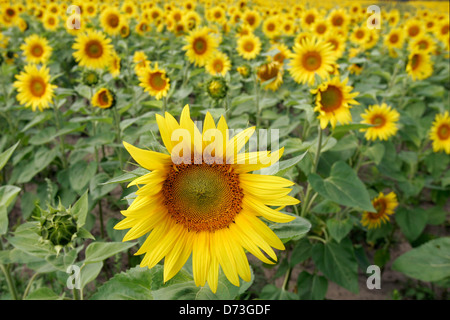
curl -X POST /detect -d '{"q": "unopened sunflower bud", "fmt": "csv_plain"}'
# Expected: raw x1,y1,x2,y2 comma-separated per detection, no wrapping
237,64,251,79
206,77,228,100
82,70,99,86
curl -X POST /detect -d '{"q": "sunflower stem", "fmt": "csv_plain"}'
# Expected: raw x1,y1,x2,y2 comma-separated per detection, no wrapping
0,240,19,300
282,266,292,291
98,198,105,239
52,103,68,169
254,74,261,127
112,106,124,171
22,272,38,300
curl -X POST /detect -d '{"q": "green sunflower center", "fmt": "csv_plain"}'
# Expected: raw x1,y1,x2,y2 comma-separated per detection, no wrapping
163,163,243,232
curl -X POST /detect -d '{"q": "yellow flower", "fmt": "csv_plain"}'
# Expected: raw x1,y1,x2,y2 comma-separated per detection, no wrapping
182,27,218,67
328,8,349,30
361,192,398,229
108,51,121,78
429,111,450,154
72,30,113,70
115,105,299,293
262,16,280,39
406,51,433,81
257,61,283,92
236,33,262,60
384,28,405,51
91,88,115,109
288,36,337,85
205,51,231,77
13,64,57,112
100,6,124,36
301,8,319,30
268,43,292,65
20,34,52,65
138,62,170,100
242,9,261,30
311,77,359,129
133,51,151,76
404,18,423,40
42,12,59,31
360,103,400,141
409,34,436,54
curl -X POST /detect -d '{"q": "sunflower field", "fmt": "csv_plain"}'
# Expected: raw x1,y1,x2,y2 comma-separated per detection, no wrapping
0,0,449,303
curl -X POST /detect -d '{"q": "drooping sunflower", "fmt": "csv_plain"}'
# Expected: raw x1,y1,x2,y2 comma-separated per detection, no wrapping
288,36,337,85
100,7,124,36
361,192,398,229
115,105,299,293
91,87,115,109
257,61,283,91
406,51,433,81
360,104,400,141
429,111,450,154
236,33,262,60
205,51,231,77
182,27,218,67
311,77,359,129
20,34,52,64
138,62,171,100
13,64,57,112
72,30,113,70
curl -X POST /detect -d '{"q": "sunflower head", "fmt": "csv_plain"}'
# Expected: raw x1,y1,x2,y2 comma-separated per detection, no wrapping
429,111,450,154
138,62,171,100
406,51,433,81
182,27,218,67
205,51,231,77
82,69,99,86
237,64,251,78
91,87,116,109
256,61,283,92
360,103,400,141
72,29,113,70
236,33,262,60
361,192,398,229
20,34,52,64
206,77,228,100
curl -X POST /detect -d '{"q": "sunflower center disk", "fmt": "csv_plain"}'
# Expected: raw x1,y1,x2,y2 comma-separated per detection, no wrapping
149,72,166,90
320,85,343,112
162,163,243,232
30,77,46,97
302,52,322,71
193,38,207,54
438,124,450,140
371,115,386,128
32,45,44,57
85,40,103,58
369,199,387,219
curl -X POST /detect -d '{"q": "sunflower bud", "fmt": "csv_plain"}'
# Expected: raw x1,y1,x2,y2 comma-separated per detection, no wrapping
206,77,228,100
237,64,251,79
82,70,99,86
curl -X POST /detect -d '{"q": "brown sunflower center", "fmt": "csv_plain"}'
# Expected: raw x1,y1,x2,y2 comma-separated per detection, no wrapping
417,40,429,50
30,77,46,97
31,44,44,57
316,24,326,34
437,124,450,140
305,14,315,25
441,25,449,36
411,54,421,70
368,199,387,219
243,40,255,52
371,115,386,128
85,40,104,58
267,23,275,31
149,72,167,91
107,13,120,28
389,34,399,44
98,90,110,106
246,15,256,26
355,30,365,39
193,37,207,54
302,51,322,71
332,16,343,27
320,85,343,112
213,59,224,72
274,52,286,64
408,25,420,37
162,163,243,232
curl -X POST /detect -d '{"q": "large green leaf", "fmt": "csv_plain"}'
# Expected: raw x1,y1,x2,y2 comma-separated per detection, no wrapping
268,213,311,242
326,217,353,243
69,160,97,192
259,284,298,300
71,190,89,228
395,207,428,242
0,141,19,171
311,238,359,294
392,237,450,282
297,271,328,300
84,241,136,264
0,185,21,235
25,288,60,300
308,161,375,212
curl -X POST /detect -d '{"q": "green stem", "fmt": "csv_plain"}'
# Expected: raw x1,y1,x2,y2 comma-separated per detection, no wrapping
0,264,18,300
281,266,292,291
52,103,68,169
162,95,168,114
22,272,38,300
98,199,105,239
308,235,327,244
72,288,80,300
112,106,123,171
254,74,261,127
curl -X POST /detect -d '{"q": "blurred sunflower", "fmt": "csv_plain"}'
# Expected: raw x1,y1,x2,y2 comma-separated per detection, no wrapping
350,25,369,47
269,43,291,66
257,61,283,91
288,36,337,85
384,28,405,51
72,30,113,70
242,9,261,30
361,192,398,229
429,111,450,154
182,27,218,67
138,63,170,100
262,16,280,39
409,34,436,54
434,19,449,44
100,7,124,36
301,8,319,30
108,51,121,78
311,77,359,129
91,87,115,109
13,64,57,112
311,19,331,38
205,51,231,77
360,104,400,141
236,33,262,60
406,51,433,81
404,18,423,40
20,34,52,64
42,12,59,31
115,105,299,293
328,8,349,30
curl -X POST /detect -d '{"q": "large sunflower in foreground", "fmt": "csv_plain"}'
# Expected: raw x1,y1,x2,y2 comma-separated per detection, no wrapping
20,34,52,64
361,192,398,229
429,111,450,154
115,105,299,293
13,64,57,112
360,103,400,141
311,77,359,129
182,27,218,67
288,37,337,85
72,30,113,70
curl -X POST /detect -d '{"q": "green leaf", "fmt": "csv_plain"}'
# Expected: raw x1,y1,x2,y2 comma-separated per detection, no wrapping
25,288,60,300
392,237,450,282
72,190,88,228
332,123,373,139
84,241,136,264
426,206,448,226
80,262,103,290
69,160,97,193
326,217,353,243
15,147,57,184
396,207,428,242
363,143,385,165
268,213,311,242
259,151,308,176
308,161,375,212
89,173,118,200
101,167,150,185
0,185,21,210
0,207,7,236
0,141,19,171
259,284,298,300
297,271,328,300
311,238,359,294
290,238,312,267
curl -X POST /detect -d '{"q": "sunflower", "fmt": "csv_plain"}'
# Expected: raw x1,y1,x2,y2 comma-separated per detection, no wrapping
91,87,115,109
294,32,312,47
72,30,113,70
115,105,299,293
262,16,280,39
404,19,423,40
257,61,283,91
138,63,170,100
13,64,57,112
324,34,346,59
236,33,262,60
100,7,124,36
311,77,359,129
242,9,261,30
133,51,151,75
429,111,450,154
42,12,59,31
288,36,337,85
20,34,52,64
135,20,151,35
268,43,291,65
328,8,349,30
360,104,400,141
361,192,398,229
108,51,121,78
350,25,369,47
409,34,436,54
209,6,226,25
182,27,218,67
434,19,449,44
280,19,295,36
311,19,331,38
406,51,433,81
301,8,319,30
205,51,231,77
384,28,405,51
